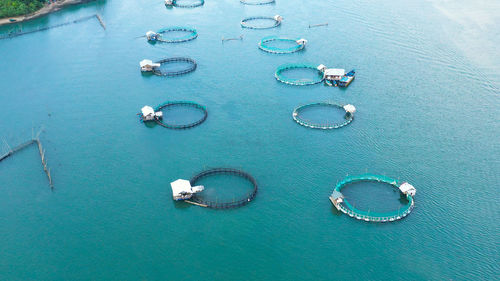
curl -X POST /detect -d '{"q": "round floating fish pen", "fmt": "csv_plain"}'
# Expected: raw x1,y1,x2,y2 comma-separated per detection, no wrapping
275,63,324,85
147,27,198,43
258,36,307,54
154,101,207,129
241,15,283,29
240,0,275,5
292,102,356,130
152,57,197,77
165,0,204,8
188,168,258,209
330,174,416,222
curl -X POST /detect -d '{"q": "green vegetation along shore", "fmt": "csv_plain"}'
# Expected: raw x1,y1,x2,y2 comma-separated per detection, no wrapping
0,0,45,18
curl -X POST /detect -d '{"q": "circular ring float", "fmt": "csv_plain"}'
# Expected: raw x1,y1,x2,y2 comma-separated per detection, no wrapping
258,36,307,54
189,168,258,209
165,0,204,8
241,16,282,29
240,0,275,5
292,102,355,130
155,101,207,129
331,174,416,222
275,63,324,85
152,57,197,77
156,27,198,43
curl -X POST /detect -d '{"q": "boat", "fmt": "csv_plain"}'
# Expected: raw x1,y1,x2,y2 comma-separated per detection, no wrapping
338,69,355,87
9,19,17,22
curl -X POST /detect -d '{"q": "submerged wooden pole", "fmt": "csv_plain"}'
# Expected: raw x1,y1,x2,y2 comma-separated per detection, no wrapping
96,14,106,30
185,200,208,208
308,22,328,28
36,139,53,189
222,35,243,42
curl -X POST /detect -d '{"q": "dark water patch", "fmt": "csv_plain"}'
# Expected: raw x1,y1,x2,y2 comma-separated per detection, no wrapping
192,173,255,202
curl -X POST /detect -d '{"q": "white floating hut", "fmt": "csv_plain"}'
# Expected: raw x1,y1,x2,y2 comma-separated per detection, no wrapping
274,15,283,22
296,38,308,45
141,106,163,121
343,104,356,114
164,0,174,6
140,59,160,72
324,68,345,81
329,190,344,211
170,179,205,201
399,182,416,196
317,64,327,72
146,31,158,41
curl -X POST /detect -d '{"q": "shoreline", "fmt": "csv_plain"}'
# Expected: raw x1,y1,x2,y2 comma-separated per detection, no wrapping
0,0,95,26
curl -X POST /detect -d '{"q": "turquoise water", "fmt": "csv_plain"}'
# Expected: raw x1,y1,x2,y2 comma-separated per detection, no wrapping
0,0,499,280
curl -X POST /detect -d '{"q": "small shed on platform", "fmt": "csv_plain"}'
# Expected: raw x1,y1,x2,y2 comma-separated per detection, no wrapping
140,106,163,121
329,190,344,210
324,68,345,81
140,59,160,72
343,104,356,114
146,31,158,41
399,182,416,196
171,179,205,201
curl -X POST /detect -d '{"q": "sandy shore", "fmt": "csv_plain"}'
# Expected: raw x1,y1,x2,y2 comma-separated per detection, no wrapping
0,0,94,26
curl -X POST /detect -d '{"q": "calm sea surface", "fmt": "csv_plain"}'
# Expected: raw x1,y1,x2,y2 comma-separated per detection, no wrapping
0,0,499,280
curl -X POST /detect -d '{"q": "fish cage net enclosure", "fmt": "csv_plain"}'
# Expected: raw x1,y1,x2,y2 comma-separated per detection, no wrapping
333,174,415,222
152,57,197,77
258,36,306,54
189,168,258,209
166,0,204,8
275,63,324,85
155,101,207,129
241,16,282,29
240,0,275,5
292,102,354,129
156,27,198,43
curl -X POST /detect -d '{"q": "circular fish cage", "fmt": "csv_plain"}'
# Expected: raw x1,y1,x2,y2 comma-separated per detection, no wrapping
240,0,275,5
292,102,355,130
155,101,207,129
333,174,415,222
275,63,324,85
152,57,197,77
156,27,198,43
166,0,204,8
241,16,282,29
258,36,306,54
189,168,258,209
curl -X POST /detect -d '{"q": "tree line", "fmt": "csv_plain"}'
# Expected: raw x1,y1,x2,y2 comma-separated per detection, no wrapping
0,0,46,18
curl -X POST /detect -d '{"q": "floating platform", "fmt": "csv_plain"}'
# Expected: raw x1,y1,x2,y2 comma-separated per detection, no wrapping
330,174,416,222
338,70,355,87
